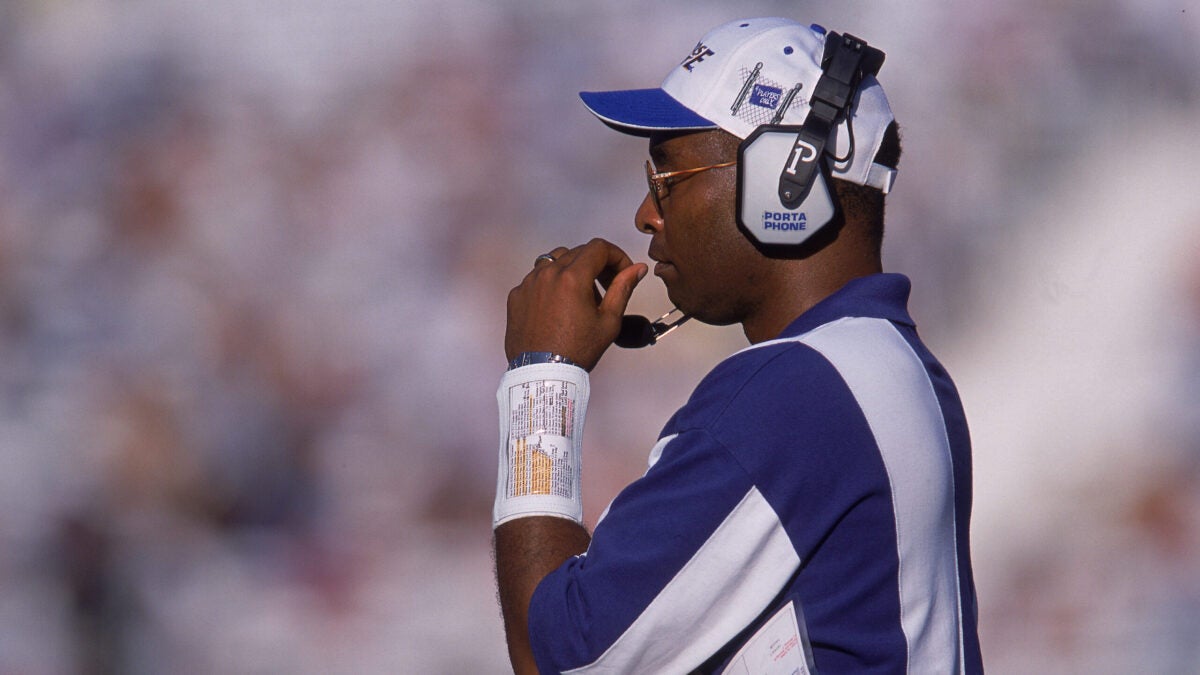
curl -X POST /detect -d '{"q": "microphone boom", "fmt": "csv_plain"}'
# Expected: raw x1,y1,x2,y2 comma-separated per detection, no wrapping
615,308,691,348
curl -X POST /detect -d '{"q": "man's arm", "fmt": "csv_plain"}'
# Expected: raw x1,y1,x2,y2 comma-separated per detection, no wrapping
495,239,645,672
494,517,591,674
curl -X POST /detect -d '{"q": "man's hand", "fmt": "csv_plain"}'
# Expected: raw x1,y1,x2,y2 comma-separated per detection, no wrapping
506,238,648,371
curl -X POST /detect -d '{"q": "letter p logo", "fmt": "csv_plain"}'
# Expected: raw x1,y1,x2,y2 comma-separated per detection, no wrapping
784,139,818,175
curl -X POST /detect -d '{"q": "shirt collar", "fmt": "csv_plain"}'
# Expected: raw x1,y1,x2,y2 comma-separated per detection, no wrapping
777,273,915,339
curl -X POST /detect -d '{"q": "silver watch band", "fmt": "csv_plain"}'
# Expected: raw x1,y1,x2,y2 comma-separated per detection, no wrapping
507,351,579,370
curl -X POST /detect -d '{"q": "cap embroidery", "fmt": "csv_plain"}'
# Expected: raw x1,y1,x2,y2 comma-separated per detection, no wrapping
680,42,715,71
733,66,805,127
770,83,805,124
749,83,783,111
730,62,763,114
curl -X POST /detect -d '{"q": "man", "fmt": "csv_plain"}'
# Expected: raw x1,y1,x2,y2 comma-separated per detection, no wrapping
494,17,982,674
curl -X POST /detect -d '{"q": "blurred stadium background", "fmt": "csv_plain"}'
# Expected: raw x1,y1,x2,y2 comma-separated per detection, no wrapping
0,0,1198,672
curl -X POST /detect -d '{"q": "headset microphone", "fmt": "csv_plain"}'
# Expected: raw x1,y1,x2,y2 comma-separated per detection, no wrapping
616,308,691,348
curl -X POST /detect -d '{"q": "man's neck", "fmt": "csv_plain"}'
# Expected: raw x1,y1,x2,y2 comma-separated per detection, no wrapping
740,254,882,344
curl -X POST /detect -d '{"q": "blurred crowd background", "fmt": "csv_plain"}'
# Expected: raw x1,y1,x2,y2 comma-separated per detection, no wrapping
0,0,1197,672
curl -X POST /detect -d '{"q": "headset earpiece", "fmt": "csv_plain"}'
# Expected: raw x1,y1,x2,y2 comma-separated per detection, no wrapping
736,125,836,247
734,32,885,251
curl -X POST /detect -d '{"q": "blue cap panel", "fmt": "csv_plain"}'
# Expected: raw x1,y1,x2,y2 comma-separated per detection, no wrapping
579,88,717,137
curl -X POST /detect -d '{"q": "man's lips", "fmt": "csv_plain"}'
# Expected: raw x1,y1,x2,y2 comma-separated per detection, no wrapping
648,247,673,277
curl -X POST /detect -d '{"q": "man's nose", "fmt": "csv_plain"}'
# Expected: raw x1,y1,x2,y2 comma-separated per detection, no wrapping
635,192,663,235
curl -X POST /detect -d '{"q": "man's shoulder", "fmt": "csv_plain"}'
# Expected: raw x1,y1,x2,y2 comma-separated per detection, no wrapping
670,332,849,432
671,313,932,433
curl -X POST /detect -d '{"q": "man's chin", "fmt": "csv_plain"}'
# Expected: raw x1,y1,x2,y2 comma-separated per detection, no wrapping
663,285,686,314
664,291,741,328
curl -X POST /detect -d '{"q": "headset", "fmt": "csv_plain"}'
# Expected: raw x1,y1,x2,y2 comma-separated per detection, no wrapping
736,31,885,250
619,31,886,348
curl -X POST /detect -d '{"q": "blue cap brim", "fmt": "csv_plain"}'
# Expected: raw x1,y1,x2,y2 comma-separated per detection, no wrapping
579,88,717,137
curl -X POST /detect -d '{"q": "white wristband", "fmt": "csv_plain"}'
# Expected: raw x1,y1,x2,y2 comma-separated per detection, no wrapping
494,362,588,528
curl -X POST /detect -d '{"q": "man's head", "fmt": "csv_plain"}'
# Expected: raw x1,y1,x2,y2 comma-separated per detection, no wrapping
581,17,898,239
581,18,901,337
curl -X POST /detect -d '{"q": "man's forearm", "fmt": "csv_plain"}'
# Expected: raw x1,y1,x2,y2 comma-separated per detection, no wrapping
495,516,592,674
495,239,644,671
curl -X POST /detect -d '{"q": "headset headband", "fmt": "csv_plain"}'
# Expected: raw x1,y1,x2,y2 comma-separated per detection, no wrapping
777,33,886,209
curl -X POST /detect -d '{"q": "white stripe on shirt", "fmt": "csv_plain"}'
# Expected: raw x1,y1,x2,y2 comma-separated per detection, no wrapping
786,316,965,673
566,485,800,674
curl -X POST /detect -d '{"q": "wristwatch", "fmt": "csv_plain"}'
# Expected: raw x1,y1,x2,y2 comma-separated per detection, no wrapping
507,351,579,371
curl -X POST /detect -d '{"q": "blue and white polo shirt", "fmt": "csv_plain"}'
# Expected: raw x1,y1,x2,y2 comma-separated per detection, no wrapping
529,273,983,674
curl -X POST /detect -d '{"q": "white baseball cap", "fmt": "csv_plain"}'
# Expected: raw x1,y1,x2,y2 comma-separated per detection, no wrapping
580,17,896,191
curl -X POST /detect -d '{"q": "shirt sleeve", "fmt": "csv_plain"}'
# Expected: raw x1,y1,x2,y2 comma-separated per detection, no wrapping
527,427,802,674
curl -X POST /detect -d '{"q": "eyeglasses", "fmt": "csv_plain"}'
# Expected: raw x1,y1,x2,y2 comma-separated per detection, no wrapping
645,159,737,216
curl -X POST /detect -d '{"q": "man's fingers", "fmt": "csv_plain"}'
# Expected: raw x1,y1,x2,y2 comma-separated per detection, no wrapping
564,239,636,288
508,239,645,368
523,238,643,327
598,263,648,319
563,240,641,316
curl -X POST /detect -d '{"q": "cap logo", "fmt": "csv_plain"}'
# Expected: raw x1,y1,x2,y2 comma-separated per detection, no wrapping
750,83,783,110
680,42,715,71
731,66,803,127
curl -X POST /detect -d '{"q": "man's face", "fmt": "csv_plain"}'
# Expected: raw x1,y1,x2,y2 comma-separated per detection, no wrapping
637,130,767,326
